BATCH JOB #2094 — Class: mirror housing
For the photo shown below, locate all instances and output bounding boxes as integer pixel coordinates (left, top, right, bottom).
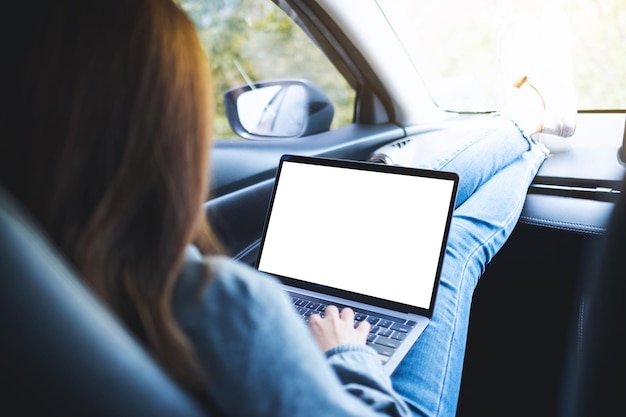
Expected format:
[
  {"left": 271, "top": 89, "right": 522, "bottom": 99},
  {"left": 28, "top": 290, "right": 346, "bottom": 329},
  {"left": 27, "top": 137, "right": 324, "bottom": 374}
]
[{"left": 224, "top": 79, "right": 334, "bottom": 140}]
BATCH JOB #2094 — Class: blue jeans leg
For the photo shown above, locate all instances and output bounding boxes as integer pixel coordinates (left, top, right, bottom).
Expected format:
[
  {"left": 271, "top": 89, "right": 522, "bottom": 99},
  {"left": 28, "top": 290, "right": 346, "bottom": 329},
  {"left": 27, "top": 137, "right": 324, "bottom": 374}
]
[
  {"left": 412, "top": 114, "right": 548, "bottom": 209},
  {"left": 391, "top": 118, "right": 548, "bottom": 417}
]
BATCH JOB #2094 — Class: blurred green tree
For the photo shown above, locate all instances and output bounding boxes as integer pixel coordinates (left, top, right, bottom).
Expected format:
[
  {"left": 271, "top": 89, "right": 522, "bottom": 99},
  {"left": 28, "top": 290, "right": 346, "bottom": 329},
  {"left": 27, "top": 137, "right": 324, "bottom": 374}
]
[{"left": 175, "top": 0, "right": 354, "bottom": 139}]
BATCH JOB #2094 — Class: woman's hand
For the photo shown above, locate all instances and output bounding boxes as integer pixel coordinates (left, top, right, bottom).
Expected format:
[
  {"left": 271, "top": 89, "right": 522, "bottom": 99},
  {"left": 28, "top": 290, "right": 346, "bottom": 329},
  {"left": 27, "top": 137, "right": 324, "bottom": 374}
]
[{"left": 308, "top": 305, "right": 371, "bottom": 351}]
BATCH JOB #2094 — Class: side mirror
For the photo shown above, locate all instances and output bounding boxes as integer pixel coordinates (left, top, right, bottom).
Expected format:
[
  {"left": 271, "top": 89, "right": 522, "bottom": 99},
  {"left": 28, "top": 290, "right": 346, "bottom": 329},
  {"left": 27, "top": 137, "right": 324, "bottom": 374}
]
[{"left": 224, "top": 79, "right": 334, "bottom": 140}]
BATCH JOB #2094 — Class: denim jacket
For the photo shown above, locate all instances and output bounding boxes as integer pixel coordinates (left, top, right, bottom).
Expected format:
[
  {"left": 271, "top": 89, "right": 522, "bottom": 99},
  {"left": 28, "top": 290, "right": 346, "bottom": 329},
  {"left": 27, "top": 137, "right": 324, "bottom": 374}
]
[{"left": 173, "top": 254, "right": 411, "bottom": 417}]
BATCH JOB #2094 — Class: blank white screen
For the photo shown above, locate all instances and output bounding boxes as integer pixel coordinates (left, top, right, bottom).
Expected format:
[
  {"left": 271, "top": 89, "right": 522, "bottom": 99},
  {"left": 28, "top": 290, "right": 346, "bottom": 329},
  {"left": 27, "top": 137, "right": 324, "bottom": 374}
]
[{"left": 258, "top": 160, "right": 455, "bottom": 309}]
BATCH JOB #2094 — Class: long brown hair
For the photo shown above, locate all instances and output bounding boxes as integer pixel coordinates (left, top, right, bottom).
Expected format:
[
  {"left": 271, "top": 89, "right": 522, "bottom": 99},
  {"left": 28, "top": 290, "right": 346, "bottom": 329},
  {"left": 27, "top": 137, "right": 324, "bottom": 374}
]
[{"left": 1, "top": 0, "right": 219, "bottom": 391}]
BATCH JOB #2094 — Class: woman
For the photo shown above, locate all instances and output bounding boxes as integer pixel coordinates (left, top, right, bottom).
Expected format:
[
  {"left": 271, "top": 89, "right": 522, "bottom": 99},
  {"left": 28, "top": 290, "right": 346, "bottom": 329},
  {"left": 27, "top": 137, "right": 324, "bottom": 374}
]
[{"left": 0, "top": 0, "right": 575, "bottom": 416}]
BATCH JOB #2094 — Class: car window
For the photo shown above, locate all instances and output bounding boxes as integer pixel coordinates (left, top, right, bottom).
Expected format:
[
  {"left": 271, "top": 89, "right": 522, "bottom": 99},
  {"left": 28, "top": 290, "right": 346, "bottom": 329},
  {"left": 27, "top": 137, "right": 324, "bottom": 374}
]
[
  {"left": 376, "top": 0, "right": 625, "bottom": 112},
  {"left": 175, "top": 0, "right": 355, "bottom": 139}
]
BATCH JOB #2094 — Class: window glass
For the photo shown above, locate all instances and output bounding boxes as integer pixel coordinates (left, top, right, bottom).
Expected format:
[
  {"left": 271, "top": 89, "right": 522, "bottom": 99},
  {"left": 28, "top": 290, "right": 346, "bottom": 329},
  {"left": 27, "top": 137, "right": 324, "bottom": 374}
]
[
  {"left": 377, "top": 0, "right": 625, "bottom": 112},
  {"left": 175, "top": 0, "right": 355, "bottom": 139}
]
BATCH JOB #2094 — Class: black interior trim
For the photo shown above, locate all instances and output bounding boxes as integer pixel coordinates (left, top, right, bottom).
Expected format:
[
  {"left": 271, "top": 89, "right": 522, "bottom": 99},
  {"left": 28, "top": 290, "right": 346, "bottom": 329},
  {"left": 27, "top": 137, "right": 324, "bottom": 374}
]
[{"left": 529, "top": 179, "right": 621, "bottom": 202}]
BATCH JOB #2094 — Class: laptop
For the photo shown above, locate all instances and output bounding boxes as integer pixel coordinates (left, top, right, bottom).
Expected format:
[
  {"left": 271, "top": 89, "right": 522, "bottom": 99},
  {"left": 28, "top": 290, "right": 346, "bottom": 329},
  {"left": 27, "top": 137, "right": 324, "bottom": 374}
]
[{"left": 256, "top": 154, "right": 458, "bottom": 373}]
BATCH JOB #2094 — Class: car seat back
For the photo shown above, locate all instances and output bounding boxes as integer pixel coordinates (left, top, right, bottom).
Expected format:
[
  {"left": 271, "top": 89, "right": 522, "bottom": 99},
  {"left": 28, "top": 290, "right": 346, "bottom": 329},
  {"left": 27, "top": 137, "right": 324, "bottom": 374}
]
[{"left": 0, "top": 187, "right": 209, "bottom": 416}]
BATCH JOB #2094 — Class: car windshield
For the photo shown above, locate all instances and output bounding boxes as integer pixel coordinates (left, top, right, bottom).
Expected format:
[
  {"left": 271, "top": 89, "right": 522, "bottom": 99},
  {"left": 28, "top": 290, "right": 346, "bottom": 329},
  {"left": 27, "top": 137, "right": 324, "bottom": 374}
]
[{"left": 376, "top": 0, "right": 626, "bottom": 112}]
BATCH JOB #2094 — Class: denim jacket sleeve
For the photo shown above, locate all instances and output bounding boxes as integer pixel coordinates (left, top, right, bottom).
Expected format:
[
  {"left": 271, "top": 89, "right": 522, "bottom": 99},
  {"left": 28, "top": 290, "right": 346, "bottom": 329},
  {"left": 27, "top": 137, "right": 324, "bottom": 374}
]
[{"left": 173, "top": 255, "right": 411, "bottom": 417}]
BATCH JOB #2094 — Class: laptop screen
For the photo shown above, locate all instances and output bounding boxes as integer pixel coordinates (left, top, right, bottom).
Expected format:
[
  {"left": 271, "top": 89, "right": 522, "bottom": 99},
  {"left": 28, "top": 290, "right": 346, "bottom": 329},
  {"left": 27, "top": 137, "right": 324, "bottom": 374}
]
[{"left": 257, "top": 155, "right": 458, "bottom": 312}]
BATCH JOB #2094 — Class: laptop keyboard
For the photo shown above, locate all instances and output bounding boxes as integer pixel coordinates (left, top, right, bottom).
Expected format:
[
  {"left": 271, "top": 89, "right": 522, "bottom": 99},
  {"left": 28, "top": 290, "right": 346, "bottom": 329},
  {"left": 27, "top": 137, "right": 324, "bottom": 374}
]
[{"left": 288, "top": 293, "right": 416, "bottom": 363}]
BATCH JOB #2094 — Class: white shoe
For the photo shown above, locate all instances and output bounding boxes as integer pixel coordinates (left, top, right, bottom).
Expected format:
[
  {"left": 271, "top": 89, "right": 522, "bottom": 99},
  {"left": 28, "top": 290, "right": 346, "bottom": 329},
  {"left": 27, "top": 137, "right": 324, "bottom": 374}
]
[{"left": 498, "top": 3, "right": 577, "bottom": 139}]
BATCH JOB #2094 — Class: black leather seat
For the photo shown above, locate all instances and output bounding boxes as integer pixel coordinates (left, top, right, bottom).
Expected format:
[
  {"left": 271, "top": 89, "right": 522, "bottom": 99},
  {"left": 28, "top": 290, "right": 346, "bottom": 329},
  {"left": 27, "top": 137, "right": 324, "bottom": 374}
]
[{"left": 0, "top": 187, "right": 209, "bottom": 416}]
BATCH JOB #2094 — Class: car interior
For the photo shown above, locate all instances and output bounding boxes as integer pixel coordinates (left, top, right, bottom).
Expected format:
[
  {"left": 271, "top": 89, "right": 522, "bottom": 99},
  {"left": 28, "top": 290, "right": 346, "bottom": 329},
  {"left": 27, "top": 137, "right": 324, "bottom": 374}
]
[
  {"left": 1, "top": 0, "right": 624, "bottom": 416},
  {"left": 2, "top": 150, "right": 625, "bottom": 416}
]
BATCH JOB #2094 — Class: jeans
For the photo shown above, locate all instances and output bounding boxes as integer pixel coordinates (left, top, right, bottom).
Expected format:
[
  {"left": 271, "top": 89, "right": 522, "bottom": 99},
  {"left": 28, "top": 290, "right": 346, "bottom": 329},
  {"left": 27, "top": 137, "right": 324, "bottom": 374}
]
[{"left": 390, "top": 115, "right": 548, "bottom": 416}]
